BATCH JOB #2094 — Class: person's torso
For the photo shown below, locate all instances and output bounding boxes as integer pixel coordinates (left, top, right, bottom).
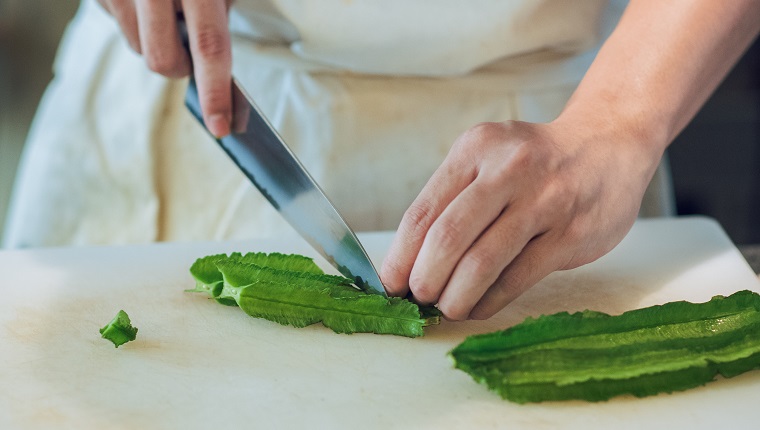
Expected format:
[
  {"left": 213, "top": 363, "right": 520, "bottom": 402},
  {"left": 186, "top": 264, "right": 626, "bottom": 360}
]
[{"left": 229, "top": 0, "right": 610, "bottom": 76}]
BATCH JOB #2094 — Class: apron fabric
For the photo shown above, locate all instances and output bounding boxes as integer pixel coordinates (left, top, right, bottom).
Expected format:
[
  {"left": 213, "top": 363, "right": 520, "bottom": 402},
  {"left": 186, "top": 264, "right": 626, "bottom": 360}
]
[{"left": 2, "top": 0, "right": 671, "bottom": 248}]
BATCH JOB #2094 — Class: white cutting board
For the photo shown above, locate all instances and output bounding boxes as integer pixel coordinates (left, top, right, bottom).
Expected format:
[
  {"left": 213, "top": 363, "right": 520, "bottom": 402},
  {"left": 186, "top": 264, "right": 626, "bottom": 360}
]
[{"left": 2, "top": 216, "right": 760, "bottom": 429}]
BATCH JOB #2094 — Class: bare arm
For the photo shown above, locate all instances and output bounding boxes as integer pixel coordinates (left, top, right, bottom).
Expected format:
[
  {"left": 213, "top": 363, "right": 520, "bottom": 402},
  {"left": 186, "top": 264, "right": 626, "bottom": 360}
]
[
  {"left": 560, "top": 0, "right": 760, "bottom": 153},
  {"left": 382, "top": 0, "right": 760, "bottom": 320}
]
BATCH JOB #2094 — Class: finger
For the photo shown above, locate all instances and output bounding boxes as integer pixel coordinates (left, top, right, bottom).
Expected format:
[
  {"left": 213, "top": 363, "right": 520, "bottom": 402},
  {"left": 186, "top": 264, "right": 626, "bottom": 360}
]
[
  {"left": 436, "top": 206, "right": 539, "bottom": 320},
  {"left": 381, "top": 157, "right": 477, "bottom": 297},
  {"left": 468, "top": 234, "right": 563, "bottom": 320},
  {"left": 406, "top": 175, "right": 510, "bottom": 306},
  {"left": 97, "top": 0, "right": 142, "bottom": 53},
  {"left": 182, "top": 0, "right": 232, "bottom": 138},
  {"left": 135, "top": 0, "right": 190, "bottom": 77}
]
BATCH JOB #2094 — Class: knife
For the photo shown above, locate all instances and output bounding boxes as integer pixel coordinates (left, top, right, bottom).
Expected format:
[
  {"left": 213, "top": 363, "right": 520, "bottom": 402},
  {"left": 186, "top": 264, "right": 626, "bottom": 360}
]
[{"left": 184, "top": 77, "right": 386, "bottom": 296}]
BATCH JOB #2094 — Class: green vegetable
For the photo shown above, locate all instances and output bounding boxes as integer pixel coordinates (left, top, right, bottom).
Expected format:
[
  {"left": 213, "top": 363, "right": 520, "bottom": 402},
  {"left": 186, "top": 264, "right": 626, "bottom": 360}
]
[
  {"left": 189, "top": 252, "right": 322, "bottom": 306},
  {"left": 450, "top": 290, "right": 760, "bottom": 403},
  {"left": 188, "top": 253, "right": 441, "bottom": 337},
  {"left": 99, "top": 310, "right": 138, "bottom": 348}
]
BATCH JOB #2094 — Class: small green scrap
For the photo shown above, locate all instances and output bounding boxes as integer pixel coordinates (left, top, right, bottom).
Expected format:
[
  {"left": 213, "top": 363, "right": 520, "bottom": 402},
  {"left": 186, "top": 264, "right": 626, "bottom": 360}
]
[{"left": 100, "top": 310, "right": 138, "bottom": 348}]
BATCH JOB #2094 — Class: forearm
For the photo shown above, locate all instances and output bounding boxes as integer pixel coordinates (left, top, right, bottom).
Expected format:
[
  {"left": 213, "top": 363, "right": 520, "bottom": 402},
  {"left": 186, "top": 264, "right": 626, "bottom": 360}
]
[{"left": 556, "top": 0, "right": 760, "bottom": 154}]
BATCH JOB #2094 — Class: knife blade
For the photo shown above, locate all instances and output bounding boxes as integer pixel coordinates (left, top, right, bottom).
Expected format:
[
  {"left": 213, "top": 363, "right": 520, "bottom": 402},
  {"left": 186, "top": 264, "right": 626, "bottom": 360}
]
[{"left": 184, "top": 77, "right": 386, "bottom": 296}]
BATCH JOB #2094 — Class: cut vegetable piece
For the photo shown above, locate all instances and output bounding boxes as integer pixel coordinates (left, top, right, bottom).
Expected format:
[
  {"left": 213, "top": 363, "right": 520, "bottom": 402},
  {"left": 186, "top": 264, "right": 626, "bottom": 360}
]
[
  {"left": 216, "top": 259, "right": 432, "bottom": 337},
  {"left": 188, "top": 253, "right": 230, "bottom": 304},
  {"left": 450, "top": 290, "right": 760, "bottom": 403},
  {"left": 188, "top": 252, "right": 324, "bottom": 306},
  {"left": 99, "top": 310, "right": 138, "bottom": 348},
  {"left": 187, "top": 251, "right": 440, "bottom": 337},
  {"left": 217, "top": 259, "right": 354, "bottom": 296}
]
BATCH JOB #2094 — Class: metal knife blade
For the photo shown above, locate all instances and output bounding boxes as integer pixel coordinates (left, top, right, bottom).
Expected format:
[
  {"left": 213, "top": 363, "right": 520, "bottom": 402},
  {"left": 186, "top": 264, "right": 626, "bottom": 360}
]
[{"left": 184, "top": 77, "right": 386, "bottom": 296}]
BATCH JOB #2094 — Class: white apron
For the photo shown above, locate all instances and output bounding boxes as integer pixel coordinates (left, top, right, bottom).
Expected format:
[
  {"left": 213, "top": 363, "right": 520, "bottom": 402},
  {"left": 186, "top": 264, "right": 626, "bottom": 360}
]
[{"left": 2, "top": 0, "right": 671, "bottom": 248}]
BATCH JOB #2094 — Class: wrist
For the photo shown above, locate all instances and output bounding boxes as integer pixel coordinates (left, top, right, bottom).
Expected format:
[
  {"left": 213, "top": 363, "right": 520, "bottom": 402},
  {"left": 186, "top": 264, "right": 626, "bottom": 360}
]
[
  {"left": 547, "top": 96, "right": 669, "bottom": 197},
  {"left": 552, "top": 89, "right": 671, "bottom": 159}
]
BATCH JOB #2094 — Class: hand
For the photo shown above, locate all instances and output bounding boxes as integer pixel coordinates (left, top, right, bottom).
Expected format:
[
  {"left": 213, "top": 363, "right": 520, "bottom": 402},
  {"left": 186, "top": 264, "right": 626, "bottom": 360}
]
[
  {"left": 381, "top": 118, "right": 663, "bottom": 320},
  {"left": 97, "top": 0, "right": 234, "bottom": 137}
]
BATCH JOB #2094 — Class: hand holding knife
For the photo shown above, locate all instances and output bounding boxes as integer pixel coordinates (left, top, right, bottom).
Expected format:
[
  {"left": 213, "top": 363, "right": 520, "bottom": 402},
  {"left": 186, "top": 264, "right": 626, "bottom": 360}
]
[{"left": 98, "top": 0, "right": 387, "bottom": 295}]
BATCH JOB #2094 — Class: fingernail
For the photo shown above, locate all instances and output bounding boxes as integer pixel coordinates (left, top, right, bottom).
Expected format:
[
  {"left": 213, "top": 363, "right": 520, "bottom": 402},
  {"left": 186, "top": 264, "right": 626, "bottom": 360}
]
[{"left": 207, "top": 114, "right": 231, "bottom": 138}]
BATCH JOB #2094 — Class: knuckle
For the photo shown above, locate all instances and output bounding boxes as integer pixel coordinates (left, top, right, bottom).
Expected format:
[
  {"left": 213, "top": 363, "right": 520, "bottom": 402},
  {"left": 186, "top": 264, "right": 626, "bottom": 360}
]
[
  {"left": 547, "top": 179, "right": 573, "bottom": 209},
  {"left": 453, "top": 122, "right": 502, "bottom": 155},
  {"left": 201, "top": 87, "right": 232, "bottom": 118},
  {"left": 202, "top": 86, "right": 232, "bottom": 112},
  {"left": 531, "top": 180, "right": 573, "bottom": 227},
  {"left": 507, "top": 141, "right": 536, "bottom": 172},
  {"left": 558, "top": 222, "right": 608, "bottom": 269},
  {"left": 194, "top": 28, "right": 229, "bottom": 60},
  {"left": 460, "top": 249, "right": 499, "bottom": 279},
  {"left": 561, "top": 220, "right": 588, "bottom": 246},
  {"left": 429, "top": 218, "right": 465, "bottom": 253},
  {"left": 379, "top": 258, "right": 408, "bottom": 293},
  {"left": 491, "top": 214, "right": 534, "bottom": 247},
  {"left": 400, "top": 200, "right": 437, "bottom": 239},
  {"left": 555, "top": 192, "right": 578, "bottom": 219},
  {"left": 466, "top": 122, "right": 504, "bottom": 143}
]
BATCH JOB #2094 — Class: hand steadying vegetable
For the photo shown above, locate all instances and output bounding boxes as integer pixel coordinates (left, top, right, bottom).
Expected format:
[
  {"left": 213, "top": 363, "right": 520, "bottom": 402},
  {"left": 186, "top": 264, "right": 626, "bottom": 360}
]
[
  {"left": 381, "top": 0, "right": 760, "bottom": 321},
  {"left": 96, "top": 0, "right": 234, "bottom": 138}
]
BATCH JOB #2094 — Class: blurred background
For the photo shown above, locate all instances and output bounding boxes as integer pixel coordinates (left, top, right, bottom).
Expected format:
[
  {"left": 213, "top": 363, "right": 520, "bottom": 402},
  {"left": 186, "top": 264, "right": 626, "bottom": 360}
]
[
  {"left": 0, "top": 0, "right": 80, "bottom": 244},
  {"left": 0, "top": 1, "right": 759, "bottom": 247}
]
